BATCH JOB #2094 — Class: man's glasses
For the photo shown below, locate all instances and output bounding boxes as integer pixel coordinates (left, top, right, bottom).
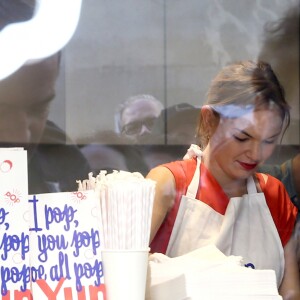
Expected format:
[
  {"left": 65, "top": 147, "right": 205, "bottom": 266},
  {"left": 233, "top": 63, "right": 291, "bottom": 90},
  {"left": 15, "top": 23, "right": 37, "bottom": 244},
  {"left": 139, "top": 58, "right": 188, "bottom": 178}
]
[{"left": 121, "top": 117, "right": 157, "bottom": 136}]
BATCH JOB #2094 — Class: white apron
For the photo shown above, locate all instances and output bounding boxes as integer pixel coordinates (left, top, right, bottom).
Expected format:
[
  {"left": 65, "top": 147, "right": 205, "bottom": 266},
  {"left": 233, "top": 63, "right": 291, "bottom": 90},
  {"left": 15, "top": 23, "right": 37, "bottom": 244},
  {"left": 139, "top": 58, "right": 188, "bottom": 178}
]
[{"left": 166, "top": 155, "right": 284, "bottom": 286}]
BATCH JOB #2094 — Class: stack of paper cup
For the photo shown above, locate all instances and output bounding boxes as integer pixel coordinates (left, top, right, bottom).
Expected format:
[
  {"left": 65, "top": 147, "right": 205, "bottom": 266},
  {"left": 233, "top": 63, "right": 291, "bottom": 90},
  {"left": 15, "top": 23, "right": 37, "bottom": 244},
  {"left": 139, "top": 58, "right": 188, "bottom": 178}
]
[{"left": 102, "top": 248, "right": 150, "bottom": 300}]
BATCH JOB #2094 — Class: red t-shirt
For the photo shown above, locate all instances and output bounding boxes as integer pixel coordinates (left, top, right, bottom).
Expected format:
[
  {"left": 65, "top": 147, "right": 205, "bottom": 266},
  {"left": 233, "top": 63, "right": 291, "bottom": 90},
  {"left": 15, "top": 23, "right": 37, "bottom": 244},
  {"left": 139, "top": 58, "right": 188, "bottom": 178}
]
[{"left": 150, "top": 158, "right": 298, "bottom": 254}]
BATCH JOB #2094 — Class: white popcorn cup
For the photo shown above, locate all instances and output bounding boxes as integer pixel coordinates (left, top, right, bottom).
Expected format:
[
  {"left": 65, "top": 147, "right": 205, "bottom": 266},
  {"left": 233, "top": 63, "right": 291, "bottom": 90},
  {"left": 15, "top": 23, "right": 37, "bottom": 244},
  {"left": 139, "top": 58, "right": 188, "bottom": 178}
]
[{"left": 101, "top": 248, "right": 149, "bottom": 300}]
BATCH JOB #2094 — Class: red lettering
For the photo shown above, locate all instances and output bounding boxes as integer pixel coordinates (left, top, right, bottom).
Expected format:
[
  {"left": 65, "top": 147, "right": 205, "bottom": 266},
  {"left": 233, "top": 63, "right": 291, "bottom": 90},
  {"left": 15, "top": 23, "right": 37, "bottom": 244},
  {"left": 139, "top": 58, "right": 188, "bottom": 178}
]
[
  {"left": 64, "top": 287, "right": 86, "bottom": 300},
  {"left": 15, "top": 290, "right": 32, "bottom": 300},
  {"left": 2, "top": 290, "right": 10, "bottom": 300},
  {"left": 1, "top": 290, "right": 32, "bottom": 300},
  {"left": 1, "top": 284, "right": 106, "bottom": 300},
  {"left": 36, "top": 278, "right": 65, "bottom": 300},
  {"left": 89, "top": 285, "right": 106, "bottom": 300}
]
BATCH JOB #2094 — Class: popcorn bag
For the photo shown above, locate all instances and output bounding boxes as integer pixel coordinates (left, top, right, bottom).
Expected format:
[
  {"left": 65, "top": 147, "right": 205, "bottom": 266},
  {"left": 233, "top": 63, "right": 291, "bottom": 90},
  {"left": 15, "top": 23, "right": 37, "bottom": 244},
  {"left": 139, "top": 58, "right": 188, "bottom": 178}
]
[
  {"left": 0, "top": 148, "right": 106, "bottom": 300},
  {"left": 28, "top": 190, "right": 106, "bottom": 300}
]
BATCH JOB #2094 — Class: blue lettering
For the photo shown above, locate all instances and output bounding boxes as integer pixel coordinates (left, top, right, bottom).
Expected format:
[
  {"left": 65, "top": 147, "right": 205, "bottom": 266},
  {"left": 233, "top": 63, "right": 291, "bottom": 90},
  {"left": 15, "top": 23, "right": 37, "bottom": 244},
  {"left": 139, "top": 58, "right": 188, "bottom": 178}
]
[
  {"left": 74, "top": 259, "right": 103, "bottom": 291},
  {"left": 49, "top": 251, "right": 71, "bottom": 281},
  {"left": 0, "top": 264, "right": 46, "bottom": 296},
  {"left": 29, "top": 195, "right": 42, "bottom": 232},
  {"left": 37, "top": 234, "right": 69, "bottom": 262},
  {"left": 0, "top": 208, "right": 9, "bottom": 230},
  {"left": 0, "top": 232, "right": 29, "bottom": 260},
  {"left": 44, "top": 204, "right": 78, "bottom": 231},
  {"left": 244, "top": 263, "right": 255, "bottom": 269},
  {"left": 71, "top": 229, "right": 100, "bottom": 257}
]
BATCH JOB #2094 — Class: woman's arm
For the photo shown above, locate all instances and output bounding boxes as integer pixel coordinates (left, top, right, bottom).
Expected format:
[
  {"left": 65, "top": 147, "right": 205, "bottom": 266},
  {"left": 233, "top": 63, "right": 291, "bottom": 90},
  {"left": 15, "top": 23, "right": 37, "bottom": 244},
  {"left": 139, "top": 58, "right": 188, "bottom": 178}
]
[
  {"left": 146, "top": 166, "right": 176, "bottom": 243},
  {"left": 279, "top": 235, "right": 300, "bottom": 299}
]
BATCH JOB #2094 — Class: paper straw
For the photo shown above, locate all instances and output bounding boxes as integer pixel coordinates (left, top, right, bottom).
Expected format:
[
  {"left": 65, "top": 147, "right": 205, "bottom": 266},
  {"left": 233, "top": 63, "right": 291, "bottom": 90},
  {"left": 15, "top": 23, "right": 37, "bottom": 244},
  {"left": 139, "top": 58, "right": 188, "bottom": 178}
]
[{"left": 77, "top": 170, "right": 156, "bottom": 250}]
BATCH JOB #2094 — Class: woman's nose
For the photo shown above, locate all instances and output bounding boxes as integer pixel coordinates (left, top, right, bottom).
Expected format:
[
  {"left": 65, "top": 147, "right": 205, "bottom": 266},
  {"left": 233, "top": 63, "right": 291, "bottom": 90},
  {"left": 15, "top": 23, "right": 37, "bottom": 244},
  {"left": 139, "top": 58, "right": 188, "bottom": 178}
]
[{"left": 247, "top": 142, "right": 262, "bottom": 162}]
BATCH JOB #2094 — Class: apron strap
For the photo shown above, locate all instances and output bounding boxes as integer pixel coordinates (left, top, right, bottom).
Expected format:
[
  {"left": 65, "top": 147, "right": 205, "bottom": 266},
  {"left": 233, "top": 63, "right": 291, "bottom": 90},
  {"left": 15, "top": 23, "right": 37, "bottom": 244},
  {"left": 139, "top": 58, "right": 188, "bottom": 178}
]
[
  {"left": 186, "top": 157, "right": 201, "bottom": 198},
  {"left": 247, "top": 176, "right": 257, "bottom": 194},
  {"left": 184, "top": 144, "right": 203, "bottom": 198}
]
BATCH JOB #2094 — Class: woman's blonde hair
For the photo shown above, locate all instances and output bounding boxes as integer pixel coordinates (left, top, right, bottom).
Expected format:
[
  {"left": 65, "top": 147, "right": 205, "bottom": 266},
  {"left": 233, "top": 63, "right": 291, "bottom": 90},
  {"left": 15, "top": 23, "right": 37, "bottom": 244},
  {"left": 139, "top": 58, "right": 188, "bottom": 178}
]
[{"left": 196, "top": 60, "right": 290, "bottom": 149}]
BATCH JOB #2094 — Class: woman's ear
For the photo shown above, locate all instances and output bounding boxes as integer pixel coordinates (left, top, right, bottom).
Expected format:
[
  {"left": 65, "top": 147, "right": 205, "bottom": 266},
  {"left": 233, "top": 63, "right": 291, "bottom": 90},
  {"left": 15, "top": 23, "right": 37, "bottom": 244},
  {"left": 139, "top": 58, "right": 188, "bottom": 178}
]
[{"left": 201, "top": 105, "right": 218, "bottom": 134}]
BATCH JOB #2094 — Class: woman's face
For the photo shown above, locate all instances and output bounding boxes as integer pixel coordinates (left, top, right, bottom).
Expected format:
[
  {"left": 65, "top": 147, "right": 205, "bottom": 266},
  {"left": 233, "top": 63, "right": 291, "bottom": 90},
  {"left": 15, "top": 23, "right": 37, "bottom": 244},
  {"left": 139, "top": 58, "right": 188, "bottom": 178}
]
[{"left": 208, "top": 108, "right": 283, "bottom": 181}]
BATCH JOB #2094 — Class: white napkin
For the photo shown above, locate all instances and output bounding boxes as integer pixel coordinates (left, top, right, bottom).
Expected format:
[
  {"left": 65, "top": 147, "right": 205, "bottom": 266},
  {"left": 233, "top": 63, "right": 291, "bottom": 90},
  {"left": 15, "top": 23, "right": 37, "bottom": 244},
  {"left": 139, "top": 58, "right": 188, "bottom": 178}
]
[{"left": 146, "top": 245, "right": 281, "bottom": 300}]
